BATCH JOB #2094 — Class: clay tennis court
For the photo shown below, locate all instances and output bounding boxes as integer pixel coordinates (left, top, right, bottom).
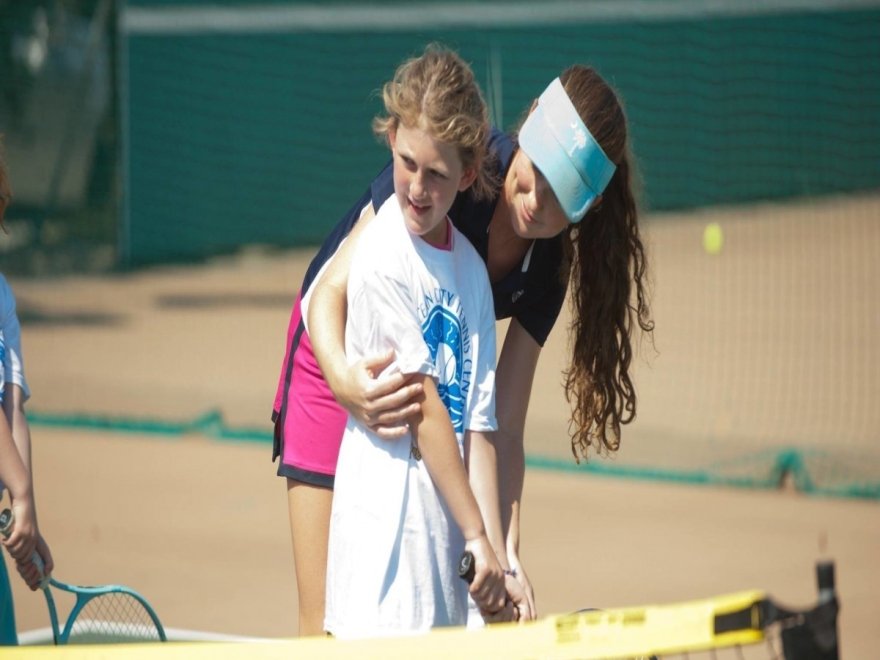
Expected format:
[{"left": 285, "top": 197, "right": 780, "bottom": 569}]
[{"left": 4, "top": 195, "right": 879, "bottom": 656}]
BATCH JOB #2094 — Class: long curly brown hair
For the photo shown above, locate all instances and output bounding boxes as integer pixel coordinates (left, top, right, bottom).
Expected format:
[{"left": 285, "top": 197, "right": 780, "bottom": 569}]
[{"left": 557, "top": 66, "right": 654, "bottom": 461}]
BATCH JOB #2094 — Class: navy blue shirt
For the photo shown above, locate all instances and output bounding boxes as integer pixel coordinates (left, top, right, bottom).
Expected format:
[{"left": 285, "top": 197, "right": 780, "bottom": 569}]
[{"left": 301, "top": 128, "right": 567, "bottom": 347}]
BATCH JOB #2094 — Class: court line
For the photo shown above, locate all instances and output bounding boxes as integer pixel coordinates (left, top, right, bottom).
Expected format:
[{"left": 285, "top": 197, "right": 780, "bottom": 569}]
[
  {"left": 26, "top": 408, "right": 880, "bottom": 499},
  {"left": 18, "top": 627, "right": 274, "bottom": 645}
]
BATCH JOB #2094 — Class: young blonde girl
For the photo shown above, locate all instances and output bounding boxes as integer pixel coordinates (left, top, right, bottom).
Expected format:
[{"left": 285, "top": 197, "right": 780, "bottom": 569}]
[{"left": 317, "top": 46, "right": 509, "bottom": 638}]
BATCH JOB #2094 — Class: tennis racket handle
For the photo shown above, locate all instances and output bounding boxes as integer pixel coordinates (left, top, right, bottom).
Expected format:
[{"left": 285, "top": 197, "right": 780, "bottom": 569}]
[
  {"left": 0, "top": 508, "right": 48, "bottom": 582},
  {"left": 0, "top": 508, "right": 12, "bottom": 538},
  {"left": 817, "top": 561, "right": 836, "bottom": 603},
  {"left": 458, "top": 550, "right": 475, "bottom": 584}
]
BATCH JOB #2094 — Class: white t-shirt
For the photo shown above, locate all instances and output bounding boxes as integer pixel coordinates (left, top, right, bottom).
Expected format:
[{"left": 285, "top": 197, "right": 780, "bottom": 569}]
[{"left": 324, "top": 196, "right": 497, "bottom": 639}]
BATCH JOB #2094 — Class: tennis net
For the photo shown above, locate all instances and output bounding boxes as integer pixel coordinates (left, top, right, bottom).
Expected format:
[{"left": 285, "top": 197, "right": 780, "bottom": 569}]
[{"left": 8, "top": 561, "right": 839, "bottom": 659}]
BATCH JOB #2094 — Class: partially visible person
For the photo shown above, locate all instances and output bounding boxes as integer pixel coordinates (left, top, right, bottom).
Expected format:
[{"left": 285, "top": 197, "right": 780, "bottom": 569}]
[{"left": 0, "top": 141, "right": 55, "bottom": 646}]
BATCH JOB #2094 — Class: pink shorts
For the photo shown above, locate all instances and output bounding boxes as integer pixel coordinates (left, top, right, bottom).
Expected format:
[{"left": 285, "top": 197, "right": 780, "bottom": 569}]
[{"left": 272, "top": 293, "right": 347, "bottom": 488}]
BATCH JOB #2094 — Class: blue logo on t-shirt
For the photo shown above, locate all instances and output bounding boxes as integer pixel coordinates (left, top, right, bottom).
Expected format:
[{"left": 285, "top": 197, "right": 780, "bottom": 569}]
[{"left": 422, "top": 306, "right": 465, "bottom": 433}]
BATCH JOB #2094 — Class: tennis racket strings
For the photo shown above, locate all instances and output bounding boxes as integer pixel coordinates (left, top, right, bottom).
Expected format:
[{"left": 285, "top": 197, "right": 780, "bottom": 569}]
[
  {"left": 1, "top": 507, "right": 166, "bottom": 644},
  {"left": 52, "top": 581, "right": 166, "bottom": 644}
]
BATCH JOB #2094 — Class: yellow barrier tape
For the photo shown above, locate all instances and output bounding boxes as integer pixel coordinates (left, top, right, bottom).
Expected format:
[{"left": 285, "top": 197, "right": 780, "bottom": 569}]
[{"left": 5, "top": 589, "right": 767, "bottom": 659}]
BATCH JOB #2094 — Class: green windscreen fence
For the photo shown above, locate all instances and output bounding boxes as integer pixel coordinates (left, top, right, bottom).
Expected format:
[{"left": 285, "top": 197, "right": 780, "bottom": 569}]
[
  {"left": 7, "top": 1, "right": 876, "bottom": 501},
  {"left": 113, "top": 1, "right": 880, "bottom": 501},
  {"left": 119, "top": 1, "right": 880, "bottom": 264}
]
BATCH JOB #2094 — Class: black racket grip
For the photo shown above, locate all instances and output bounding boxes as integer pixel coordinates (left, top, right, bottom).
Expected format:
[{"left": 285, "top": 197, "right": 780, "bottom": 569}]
[
  {"left": 458, "top": 550, "right": 475, "bottom": 584},
  {"left": 0, "top": 508, "right": 12, "bottom": 538}
]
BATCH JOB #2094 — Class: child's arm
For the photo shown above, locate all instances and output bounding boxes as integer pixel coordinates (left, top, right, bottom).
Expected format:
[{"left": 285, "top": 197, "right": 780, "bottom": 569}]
[
  {"left": 408, "top": 376, "right": 507, "bottom": 616},
  {"left": 308, "top": 204, "right": 423, "bottom": 438},
  {"left": 3, "top": 384, "right": 54, "bottom": 589},
  {"left": 0, "top": 412, "right": 37, "bottom": 566},
  {"left": 466, "top": 430, "right": 533, "bottom": 621}
]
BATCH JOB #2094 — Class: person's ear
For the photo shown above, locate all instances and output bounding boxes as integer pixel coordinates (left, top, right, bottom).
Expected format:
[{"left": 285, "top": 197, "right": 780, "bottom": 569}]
[
  {"left": 388, "top": 126, "right": 397, "bottom": 151},
  {"left": 458, "top": 167, "right": 477, "bottom": 192}
]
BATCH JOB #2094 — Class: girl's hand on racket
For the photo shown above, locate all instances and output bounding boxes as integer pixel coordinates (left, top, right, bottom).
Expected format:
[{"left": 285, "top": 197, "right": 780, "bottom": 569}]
[
  {"left": 2, "top": 498, "right": 38, "bottom": 564},
  {"left": 337, "top": 349, "right": 423, "bottom": 439},
  {"left": 479, "top": 575, "right": 527, "bottom": 624},
  {"left": 481, "top": 599, "right": 518, "bottom": 624},
  {"left": 16, "top": 532, "right": 53, "bottom": 590},
  {"left": 465, "top": 536, "right": 507, "bottom": 617},
  {"left": 507, "top": 554, "right": 537, "bottom": 620}
]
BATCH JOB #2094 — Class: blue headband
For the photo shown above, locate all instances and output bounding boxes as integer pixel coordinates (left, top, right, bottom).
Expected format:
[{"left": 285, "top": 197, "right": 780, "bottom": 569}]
[{"left": 518, "top": 78, "right": 616, "bottom": 223}]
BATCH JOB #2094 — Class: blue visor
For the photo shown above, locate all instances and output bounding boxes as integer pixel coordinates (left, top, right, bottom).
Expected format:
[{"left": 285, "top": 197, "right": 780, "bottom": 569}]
[{"left": 518, "top": 78, "right": 616, "bottom": 223}]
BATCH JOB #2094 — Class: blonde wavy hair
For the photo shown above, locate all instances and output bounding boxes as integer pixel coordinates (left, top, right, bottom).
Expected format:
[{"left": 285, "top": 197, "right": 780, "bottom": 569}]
[{"left": 372, "top": 44, "right": 496, "bottom": 200}]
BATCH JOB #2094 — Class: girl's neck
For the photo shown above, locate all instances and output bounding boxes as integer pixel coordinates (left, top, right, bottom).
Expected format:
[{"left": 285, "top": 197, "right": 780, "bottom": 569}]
[
  {"left": 487, "top": 189, "right": 531, "bottom": 282},
  {"left": 421, "top": 217, "right": 453, "bottom": 251}
]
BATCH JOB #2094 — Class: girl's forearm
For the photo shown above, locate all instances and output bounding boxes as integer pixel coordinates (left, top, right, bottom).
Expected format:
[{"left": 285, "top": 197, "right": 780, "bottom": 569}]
[
  {"left": 411, "top": 376, "right": 486, "bottom": 542},
  {"left": 496, "top": 427, "right": 525, "bottom": 554},
  {"left": 494, "top": 319, "right": 541, "bottom": 556},
  {"left": 5, "top": 385, "right": 33, "bottom": 474},
  {"left": 466, "top": 430, "right": 509, "bottom": 566},
  {"left": 307, "top": 204, "right": 376, "bottom": 396},
  {"left": 0, "top": 417, "right": 32, "bottom": 503},
  {"left": 307, "top": 274, "right": 350, "bottom": 394}
]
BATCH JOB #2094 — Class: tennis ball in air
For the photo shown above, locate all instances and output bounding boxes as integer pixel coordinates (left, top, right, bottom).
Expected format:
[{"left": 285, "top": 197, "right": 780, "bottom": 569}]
[{"left": 702, "top": 222, "right": 724, "bottom": 255}]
